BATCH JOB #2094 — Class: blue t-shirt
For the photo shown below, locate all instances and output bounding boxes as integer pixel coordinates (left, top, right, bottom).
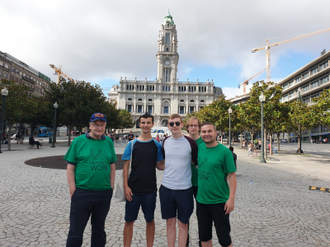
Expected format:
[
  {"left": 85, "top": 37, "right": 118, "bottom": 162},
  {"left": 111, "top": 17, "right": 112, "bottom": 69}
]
[{"left": 122, "top": 139, "right": 163, "bottom": 194}]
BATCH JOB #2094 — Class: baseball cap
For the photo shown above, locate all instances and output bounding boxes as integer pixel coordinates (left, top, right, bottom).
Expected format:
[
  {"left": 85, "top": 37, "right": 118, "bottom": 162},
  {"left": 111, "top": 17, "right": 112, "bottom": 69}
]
[{"left": 90, "top": 113, "right": 107, "bottom": 122}]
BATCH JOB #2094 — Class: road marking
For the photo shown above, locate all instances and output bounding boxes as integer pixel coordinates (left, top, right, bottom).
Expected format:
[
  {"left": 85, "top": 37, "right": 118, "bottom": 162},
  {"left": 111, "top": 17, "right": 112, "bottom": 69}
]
[{"left": 309, "top": 186, "right": 330, "bottom": 193}]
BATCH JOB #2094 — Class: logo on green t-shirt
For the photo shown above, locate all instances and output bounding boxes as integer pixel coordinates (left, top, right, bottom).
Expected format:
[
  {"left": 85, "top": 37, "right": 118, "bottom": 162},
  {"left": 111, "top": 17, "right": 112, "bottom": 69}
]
[{"left": 90, "top": 148, "right": 109, "bottom": 171}]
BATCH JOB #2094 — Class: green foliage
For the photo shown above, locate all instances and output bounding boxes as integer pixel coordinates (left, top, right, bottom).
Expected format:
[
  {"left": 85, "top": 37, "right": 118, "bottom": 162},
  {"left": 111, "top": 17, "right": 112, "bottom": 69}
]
[
  {"left": 313, "top": 88, "right": 330, "bottom": 127},
  {"left": 117, "top": 109, "right": 134, "bottom": 130}
]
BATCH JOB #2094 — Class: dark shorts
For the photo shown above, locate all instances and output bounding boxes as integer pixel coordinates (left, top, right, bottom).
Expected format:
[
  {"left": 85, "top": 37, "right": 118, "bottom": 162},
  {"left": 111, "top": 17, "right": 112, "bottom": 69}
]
[
  {"left": 159, "top": 185, "right": 194, "bottom": 224},
  {"left": 197, "top": 202, "right": 231, "bottom": 247},
  {"left": 125, "top": 192, "right": 157, "bottom": 223}
]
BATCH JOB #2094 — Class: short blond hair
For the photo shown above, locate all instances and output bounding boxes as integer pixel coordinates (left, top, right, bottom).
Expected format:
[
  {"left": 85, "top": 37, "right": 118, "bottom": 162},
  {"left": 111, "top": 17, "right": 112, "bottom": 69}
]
[
  {"left": 186, "top": 117, "right": 202, "bottom": 133},
  {"left": 168, "top": 114, "right": 182, "bottom": 122}
]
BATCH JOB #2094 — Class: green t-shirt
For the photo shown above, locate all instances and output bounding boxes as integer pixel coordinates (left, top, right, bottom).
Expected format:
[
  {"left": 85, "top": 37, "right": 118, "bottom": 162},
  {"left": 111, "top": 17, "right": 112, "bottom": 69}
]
[
  {"left": 197, "top": 143, "right": 236, "bottom": 204},
  {"left": 64, "top": 135, "right": 117, "bottom": 191},
  {"left": 191, "top": 137, "right": 204, "bottom": 186}
]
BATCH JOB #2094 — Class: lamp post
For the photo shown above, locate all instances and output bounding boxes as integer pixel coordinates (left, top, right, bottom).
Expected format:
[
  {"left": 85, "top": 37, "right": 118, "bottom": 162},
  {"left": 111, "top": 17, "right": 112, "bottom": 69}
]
[
  {"left": 51, "top": 101, "right": 58, "bottom": 148},
  {"left": 0, "top": 88, "right": 9, "bottom": 154},
  {"left": 228, "top": 106, "right": 232, "bottom": 147},
  {"left": 297, "top": 88, "right": 303, "bottom": 153},
  {"left": 259, "top": 92, "right": 266, "bottom": 163}
]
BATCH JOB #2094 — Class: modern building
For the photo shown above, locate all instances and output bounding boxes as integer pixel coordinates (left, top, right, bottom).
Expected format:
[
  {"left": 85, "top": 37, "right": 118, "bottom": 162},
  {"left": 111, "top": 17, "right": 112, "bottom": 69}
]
[
  {"left": 229, "top": 50, "right": 330, "bottom": 142},
  {"left": 108, "top": 12, "right": 222, "bottom": 127},
  {"left": 0, "top": 51, "right": 51, "bottom": 96}
]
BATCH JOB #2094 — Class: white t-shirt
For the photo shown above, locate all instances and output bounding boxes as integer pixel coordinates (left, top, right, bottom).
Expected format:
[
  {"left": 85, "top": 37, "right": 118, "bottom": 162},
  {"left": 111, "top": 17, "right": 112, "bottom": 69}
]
[{"left": 161, "top": 135, "right": 198, "bottom": 190}]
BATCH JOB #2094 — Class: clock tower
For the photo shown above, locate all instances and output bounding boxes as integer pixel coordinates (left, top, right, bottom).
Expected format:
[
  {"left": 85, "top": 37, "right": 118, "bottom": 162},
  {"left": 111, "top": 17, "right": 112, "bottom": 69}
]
[{"left": 156, "top": 11, "right": 179, "bottom": 84}]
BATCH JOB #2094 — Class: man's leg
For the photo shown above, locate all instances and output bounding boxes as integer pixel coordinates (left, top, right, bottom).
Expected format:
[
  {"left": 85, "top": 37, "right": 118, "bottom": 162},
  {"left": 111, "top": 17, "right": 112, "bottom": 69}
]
[
  {"left": 146, "top": 220, "right": 155, "bottom": 247},
  {"left": 66, "top": 189, "right": 93, "bottom": 247},
  {"left": 178, "top": 220, "right": 188, "bottom": 247},
  {"left": 211, "top": 203, "right": 232, "bottom": 247},
  {"left": 90, "top": 189, "right": 112, "bottom": 247},
  {"left": 166, "top": 217, "right": 177, "bottom": 247},
  {"left": 124, "top": 221, "right": 134, "bottom": 247}
]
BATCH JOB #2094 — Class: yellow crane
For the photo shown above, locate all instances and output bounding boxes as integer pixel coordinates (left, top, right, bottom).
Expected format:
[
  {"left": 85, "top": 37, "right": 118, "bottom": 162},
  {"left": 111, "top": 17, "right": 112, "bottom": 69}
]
[
  {"left": 238, "top": 68, "right": 266, "bottom": 94},
  {"left": 49, "top": 64, "right": 75, "bottom": 84},
  {"left": 251, "top": 27, "right": 330, "bottom": 82}
]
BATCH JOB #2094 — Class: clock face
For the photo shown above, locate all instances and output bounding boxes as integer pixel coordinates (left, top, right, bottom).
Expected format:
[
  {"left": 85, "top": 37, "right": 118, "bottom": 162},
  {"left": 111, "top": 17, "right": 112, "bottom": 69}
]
[{"left": 165, "top": 60, "right": 170, "bottom": 66}]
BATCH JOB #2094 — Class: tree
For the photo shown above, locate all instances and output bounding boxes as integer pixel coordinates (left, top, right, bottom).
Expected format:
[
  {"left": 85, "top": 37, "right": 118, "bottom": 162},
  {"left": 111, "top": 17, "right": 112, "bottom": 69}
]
[
  {"left": 117, "top": 110, "right": 134, "bottom": 133},
  {"left": 43, "top": 78, "right": 117, "bottom": 146},
  {"left": 314, "top": 88, "right": 330, "bottom": 127},
  {"left": 0, "top": 80, "right": 37, "bottom": 150}
]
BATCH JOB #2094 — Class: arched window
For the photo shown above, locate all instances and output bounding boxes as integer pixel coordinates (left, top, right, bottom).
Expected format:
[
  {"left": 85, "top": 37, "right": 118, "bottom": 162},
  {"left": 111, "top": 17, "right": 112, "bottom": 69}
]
[
  {"left": 201, "top": 99, "right": 205, "bottom": 103},
  {"left": 138, "top": 98, "right": 142, "bottom": 101},
  {"left": 148, "top": 99, "right": 153, "bottom": 101},
  {"left": 180, "top": 99, "right": 184, "bottom": 102},
  {"left": 128, "top": 98, "right": 132, "bottom": 101},
  {"left": 190, "top": 99, "right": 194, "bottom": 102}
]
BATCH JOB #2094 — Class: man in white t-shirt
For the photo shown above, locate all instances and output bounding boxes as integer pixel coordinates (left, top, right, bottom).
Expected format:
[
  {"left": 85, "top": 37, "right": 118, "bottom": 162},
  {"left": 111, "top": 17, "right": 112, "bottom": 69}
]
[{"left": 160, "top": 114, "right": 198, "bottom": 247}]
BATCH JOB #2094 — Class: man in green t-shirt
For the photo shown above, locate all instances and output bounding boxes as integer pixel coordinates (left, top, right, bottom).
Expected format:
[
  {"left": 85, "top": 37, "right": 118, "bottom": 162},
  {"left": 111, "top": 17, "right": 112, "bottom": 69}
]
[
  {"left": 64, "top": 113, "right": 117, "bottom": 247},
  {"left": 186, "top": 116, "right": 204, "bottom": 247},
  {"left": 197, "top": 122, "right": 237, "bottom": 247}
]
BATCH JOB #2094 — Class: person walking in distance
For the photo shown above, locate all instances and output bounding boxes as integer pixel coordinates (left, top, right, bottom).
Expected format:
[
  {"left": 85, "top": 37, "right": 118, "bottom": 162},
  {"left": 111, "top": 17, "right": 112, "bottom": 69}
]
[
  {"left": 197, "top": 122, "right": 237, "bottom": 247},
  {"left": 64, "top": 113, "right": 117, "bottom": 247},
  {"left": 185, "top": 116, "right": 204, "bottom": 247},
  {"left": 122, "top": 112, "right": 164, "bottom": 247},
  {"left": 160, "top": 114, "right": 198, "bottom": 247}
]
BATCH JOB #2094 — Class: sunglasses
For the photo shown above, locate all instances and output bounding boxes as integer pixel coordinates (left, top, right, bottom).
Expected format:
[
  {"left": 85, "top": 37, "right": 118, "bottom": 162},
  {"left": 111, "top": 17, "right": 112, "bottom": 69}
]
[{"left": 169, "top": 121, "right": 181, "bottom": 127}]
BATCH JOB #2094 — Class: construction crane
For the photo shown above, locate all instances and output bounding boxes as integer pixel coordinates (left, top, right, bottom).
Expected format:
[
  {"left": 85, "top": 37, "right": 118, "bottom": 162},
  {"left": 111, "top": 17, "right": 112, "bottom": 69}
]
[
  {"left": 238, "top": 68, "right": 266, "bottom": 94},
  {"left": 251, "top": 27, "right": 330, "bottom": 82},
  {"left": 49, "top": 64, "right": 75, "bottom": 84}
]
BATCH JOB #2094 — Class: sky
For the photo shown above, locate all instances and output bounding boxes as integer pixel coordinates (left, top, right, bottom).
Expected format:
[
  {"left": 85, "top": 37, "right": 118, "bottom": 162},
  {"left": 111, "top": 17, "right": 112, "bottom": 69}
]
[{"left": 1, "top": 0, "right": 330, "bottom": 99}]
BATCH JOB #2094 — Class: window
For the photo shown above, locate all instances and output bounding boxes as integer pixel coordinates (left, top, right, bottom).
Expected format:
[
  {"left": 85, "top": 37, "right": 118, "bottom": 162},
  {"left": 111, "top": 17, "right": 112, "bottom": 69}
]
[
  {"left": 148, "top": 105, "right": 152, "bottom": 114},
  {"left": 190, "top": 99, "right": 194, "bottom": 102},
  {"left": 164, "top": 106, "right": 169, "bottom": 114},
  {"left": 303, "top": 98, "right": 310, "bottom": 104},
  {"left": 289, "top": 81, "right": 294, "bottom": 87},
  {"left": 0, "top": 61, "right": 3, "bottom": 66},
  {"left": 296, "top": 77, "right": 302, "bottom": 83},
  {"left": 5, "top": 64, "right": 8, "bottom": 68},
  {"left": 303, "top": 73, "right": 309, "bottom": 79},
  {"left": 311, "top": 81, "right": 318, "bottom": 89},
  {"left": 166, "top": 33, "right": 170, "bottom": 45},
  {"left": 179, "top": 106, "right": 184, "bottom": 114},
  {"left": 289, "top": 92, "right": 294, "bottom": 99},
  {"left": 200, "top": 99, "right": 205, "bottom": 103},
  {"left": 189, "top": 106, "right": 194, "bottom": 113},
  {"left": 128, "top": 98, "right": 132, "bottom": 101},
  {"left": 303, "top": 85, "right": 309, "bottom": 92},
  {"left": 138, "top": 98, "right": 142, "bottom": 101},
  {"left": 127, "top": 105, "right": 132, "bottom": 113},
  {"left": 311, "top": 67, "right": 318, "bottom": 75},
  {"left": 138, "top": 105, "right": 142, "bottom": 113},
  {"left": 320, "top": 61, "right": 328, "bottom": 70},
  {"left": 282, "top": 83, "right": 288, "bottom": 90},
  {"left": 180, "top": 99, "right": 184, "bottom": 102},
  {"left": 320, "top": 76, "right": 329, "bottom": 84},
  {"left": 283, "top": 95, "right": 288, "bottom": 101},
  {"left": 148, "top": 99, "right": 152, "bottom": 101}
]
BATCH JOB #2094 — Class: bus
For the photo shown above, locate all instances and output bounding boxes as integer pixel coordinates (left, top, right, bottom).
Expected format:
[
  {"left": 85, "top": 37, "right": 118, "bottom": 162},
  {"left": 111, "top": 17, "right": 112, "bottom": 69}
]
[
  {"left": 151, "top": 127, "right": 171, "bottom": 138},
  {"left": 37, "top": 127, "right": 53, "bottom": 137}
]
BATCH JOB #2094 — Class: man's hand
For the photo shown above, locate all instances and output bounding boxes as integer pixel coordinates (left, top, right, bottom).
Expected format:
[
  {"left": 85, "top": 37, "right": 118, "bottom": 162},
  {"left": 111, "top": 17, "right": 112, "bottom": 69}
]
[
  {"left": 69, "top": 187, "right": 76, "bottom": 198},
  {"left": 224, "top": 198, "right": 234, "bottom": 215},
  {"left": 124, "top": 186, "right": 133, "bottom": 201}
]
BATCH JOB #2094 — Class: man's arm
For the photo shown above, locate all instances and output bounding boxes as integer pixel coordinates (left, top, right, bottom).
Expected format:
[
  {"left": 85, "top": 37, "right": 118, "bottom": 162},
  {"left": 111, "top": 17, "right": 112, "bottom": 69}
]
[
  {"left": 123, "top": 160, "right": 133, "bottom": 201},
  {"left": 67, "top": 164, "right": 76, "bottom": 198},
  {"left": 224, "top": 172, "right": 237, "bottom": 215},
  {"left": 110, "top": 163, "right": 116, "bottom": 189},
  {"left": 156, "top": 159, "right": 165, "bottom": 170}
]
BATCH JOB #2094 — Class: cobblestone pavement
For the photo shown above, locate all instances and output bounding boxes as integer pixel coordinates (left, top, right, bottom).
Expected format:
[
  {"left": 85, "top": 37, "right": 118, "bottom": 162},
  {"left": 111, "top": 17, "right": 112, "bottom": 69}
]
[{"left": 0, "top": 141, "right": 329, "bottom": 246}]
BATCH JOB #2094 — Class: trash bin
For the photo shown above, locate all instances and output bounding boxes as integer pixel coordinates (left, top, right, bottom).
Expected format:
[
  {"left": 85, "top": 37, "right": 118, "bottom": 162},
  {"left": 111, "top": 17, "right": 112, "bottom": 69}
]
[{"left": 49, "top": 136, "right": 52, "bottom": 143}]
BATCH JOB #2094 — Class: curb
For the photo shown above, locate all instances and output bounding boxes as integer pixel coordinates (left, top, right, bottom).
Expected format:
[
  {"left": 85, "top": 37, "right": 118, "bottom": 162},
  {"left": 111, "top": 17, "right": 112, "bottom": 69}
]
[{"left": 309, "top": 186, "right": 330, "bottom": 193}]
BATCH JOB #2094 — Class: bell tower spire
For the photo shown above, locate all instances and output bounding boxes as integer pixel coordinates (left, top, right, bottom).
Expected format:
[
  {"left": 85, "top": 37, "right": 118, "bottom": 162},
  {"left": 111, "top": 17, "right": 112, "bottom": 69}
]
[{"left": 156, "top": 11, "right": 179, "bottom": 84}]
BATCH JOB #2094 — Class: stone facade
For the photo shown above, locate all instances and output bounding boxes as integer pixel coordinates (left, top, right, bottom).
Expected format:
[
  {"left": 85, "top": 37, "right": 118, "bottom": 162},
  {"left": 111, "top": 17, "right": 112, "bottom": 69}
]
[
  {"left": 0, "top": 51, "right": 51, "bottom": 96},
  {"left": 108, "top": 12, "right": 222, "bottom": 127}
]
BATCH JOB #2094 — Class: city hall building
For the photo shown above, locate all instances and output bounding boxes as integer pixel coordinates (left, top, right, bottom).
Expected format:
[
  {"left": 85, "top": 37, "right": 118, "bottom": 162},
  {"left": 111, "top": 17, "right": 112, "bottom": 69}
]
[{"left": 108, "top": 12, "right": 222, "bottom": 127}]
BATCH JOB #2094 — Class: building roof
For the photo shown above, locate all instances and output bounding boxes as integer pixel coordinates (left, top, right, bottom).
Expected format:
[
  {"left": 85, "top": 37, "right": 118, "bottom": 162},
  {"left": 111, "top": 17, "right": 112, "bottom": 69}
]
[{"left": 163, "top": 10, "right": 174, "bottom": 26}]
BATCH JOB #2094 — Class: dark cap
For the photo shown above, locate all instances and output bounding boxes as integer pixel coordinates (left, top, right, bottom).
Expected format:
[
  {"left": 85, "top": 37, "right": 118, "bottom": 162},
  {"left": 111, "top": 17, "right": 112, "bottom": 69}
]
[{"left": 90, "top": 113, "right": 107, "bottom": 122}]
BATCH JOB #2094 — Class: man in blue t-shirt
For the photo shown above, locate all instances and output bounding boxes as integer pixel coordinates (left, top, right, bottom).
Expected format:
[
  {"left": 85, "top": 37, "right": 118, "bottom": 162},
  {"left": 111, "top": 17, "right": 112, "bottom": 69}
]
[{"left": 122, "top": 113, "right": 164, "bottom": 247}]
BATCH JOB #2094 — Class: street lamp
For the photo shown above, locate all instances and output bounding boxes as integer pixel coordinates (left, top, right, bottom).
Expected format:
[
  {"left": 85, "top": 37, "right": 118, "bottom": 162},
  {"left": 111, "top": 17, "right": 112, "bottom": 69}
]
[
  {"left": 228, "top": 106, "right": 232, "bottom": 147},
  {"left": 259, "top": 92, "right": 266, "bottom": 163},
  {"left": 0, "top": 87, "right": 9, "bottom": 154},
  {"left": 51, "top": 101, "right": 58, "bottom": 148},
  {"left": 297, "top": 88, "right": 303, "bottom": 153}
]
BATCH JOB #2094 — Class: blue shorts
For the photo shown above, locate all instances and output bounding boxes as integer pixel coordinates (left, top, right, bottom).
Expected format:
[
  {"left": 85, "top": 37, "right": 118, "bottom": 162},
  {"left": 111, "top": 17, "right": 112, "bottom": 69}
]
[
  {"left": 159, "top": 185, "right": 194, "bottom": 224},
  {"left": 125, "top": 192, "right": 157, "bottom": 223}
]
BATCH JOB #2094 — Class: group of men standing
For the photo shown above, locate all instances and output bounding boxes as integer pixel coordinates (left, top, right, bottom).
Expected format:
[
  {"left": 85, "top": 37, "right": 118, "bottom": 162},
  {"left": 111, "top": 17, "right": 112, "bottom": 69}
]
[{"left": 64, "top": 112, "right": 237, "bottom": 247}]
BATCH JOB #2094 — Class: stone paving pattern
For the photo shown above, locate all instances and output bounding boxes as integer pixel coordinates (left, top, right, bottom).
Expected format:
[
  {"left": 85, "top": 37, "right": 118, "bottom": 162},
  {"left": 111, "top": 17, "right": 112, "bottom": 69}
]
[{"left": 0, "top": 140, "right": 330, "bottom": 246}]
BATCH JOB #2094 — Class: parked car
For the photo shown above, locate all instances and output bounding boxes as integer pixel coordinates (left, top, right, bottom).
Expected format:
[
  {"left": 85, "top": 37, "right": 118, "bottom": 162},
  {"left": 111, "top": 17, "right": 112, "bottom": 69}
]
[
  {"left": 281, "top": 139, "right": 288, "bottom": 143},
  {"left": 10, "top": 133, "right": 16, "bottom": 140}
]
